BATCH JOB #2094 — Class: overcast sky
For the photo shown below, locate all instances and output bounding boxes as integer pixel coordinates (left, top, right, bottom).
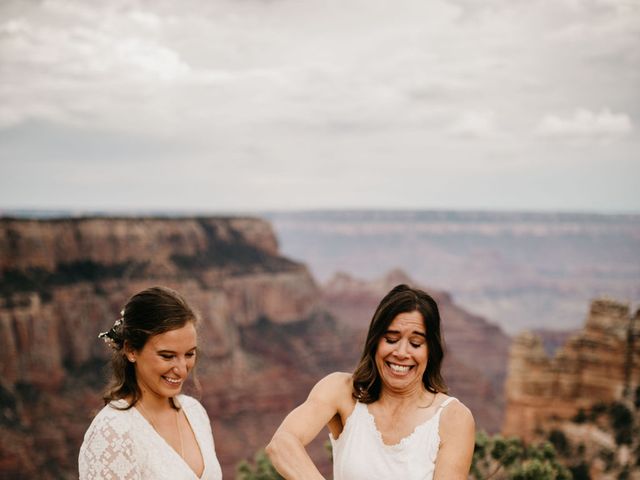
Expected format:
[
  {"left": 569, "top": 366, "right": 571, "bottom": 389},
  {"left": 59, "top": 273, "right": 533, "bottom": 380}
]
[{"left": 0, "top": 0, "right": 638, "bottom": 213}]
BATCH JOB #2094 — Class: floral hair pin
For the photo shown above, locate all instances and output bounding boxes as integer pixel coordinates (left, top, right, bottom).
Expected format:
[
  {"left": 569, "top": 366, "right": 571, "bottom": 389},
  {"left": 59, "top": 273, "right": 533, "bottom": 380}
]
[{"left": 98, "top": 310, "right": 125, "bottom": 350}]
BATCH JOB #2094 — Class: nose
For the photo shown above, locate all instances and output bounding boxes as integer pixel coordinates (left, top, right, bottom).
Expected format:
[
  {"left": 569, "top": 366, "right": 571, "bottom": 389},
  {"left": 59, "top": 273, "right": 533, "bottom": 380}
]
[
  {"left": 392, "top": 340, "right": 410, "bottom": 359},
  {"left": 173, "top": 356, "right": 188, "bottom": 376}
]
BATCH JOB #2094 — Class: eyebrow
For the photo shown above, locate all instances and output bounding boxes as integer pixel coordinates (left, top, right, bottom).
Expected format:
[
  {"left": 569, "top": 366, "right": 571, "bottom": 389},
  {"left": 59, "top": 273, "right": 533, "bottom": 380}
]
[
  {"left": 156, "top": 346, "right": 197, "bottom": 353},
  {"left": 385, "top": 329, "right": 426, "bottom": 338}
]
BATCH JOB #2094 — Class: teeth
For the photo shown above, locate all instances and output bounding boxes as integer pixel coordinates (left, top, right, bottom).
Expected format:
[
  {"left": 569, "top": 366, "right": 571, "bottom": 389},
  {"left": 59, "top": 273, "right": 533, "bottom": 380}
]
[
  {"left": 389, "top": 363, "right": 410, "bottom": 373},
  {"left": 164, "top": 377, "right": 181, "bottom": 384}
]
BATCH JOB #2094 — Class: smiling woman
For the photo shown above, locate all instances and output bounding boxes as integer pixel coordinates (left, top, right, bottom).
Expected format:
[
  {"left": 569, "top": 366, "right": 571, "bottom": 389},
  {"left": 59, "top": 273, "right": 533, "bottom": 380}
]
[
  {"left": 266, "top": 284, "right": 475, "bottom": 480},
  {"left": 78, "top": 286, "right": 223, "bottom": 480}
]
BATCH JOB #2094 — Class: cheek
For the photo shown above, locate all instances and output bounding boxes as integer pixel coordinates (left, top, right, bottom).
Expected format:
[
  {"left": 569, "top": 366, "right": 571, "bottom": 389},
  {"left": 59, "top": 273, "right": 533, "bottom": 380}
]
[
  {"left": 420, "top": 348, "right": 429, "bottom": 365},
  {"left": 373, "top": 347, "right": 384, "bottom": 367},
  {"left": 376, "top": 340, "right": 391, "bottom": 356}
]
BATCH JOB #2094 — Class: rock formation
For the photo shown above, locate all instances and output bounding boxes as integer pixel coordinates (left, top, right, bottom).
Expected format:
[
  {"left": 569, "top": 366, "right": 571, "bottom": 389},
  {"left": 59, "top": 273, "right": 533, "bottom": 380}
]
[
  {"left": 0, "top": 217, "right": 354, "bottom": 479},
  {"left": 503, "top": 298, "right": 640, "bottom": 442},
  {"left": 0, "top": 216, "right": 521, "bottom": 479}
]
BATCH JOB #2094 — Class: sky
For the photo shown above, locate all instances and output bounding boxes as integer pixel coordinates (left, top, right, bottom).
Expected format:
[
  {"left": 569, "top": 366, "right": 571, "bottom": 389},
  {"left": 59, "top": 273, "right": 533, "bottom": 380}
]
[{"left": 0, "top": 0, "right": 639, "bottom": 213}]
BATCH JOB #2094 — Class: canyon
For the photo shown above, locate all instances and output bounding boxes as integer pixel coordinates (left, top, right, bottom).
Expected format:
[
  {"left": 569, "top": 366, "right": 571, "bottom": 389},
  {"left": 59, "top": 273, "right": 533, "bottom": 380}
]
[
  {"left": 267, "top": 210, "right": 640, "bottom": 335},
  {"left": 0, "top": 216, "right": 506, "bottom": 479}
]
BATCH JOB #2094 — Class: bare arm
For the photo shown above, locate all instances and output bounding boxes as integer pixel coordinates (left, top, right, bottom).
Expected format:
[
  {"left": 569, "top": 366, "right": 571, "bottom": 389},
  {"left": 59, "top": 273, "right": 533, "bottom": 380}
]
[
  {"left": 433, "top": 400, "right": 475, "bottom": 480},
  {"left": 266, "top": 372, "right": 352, "bottom": 480}
]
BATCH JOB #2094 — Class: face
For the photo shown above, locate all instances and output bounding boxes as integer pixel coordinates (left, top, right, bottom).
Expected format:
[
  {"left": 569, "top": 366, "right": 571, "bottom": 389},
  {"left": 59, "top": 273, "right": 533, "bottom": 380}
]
[
  {"left": 375, "top": 310, "right": 428, "bottom": 394},
  {"left": 127, "top": 322, "right": 197, "bottom": 401}
]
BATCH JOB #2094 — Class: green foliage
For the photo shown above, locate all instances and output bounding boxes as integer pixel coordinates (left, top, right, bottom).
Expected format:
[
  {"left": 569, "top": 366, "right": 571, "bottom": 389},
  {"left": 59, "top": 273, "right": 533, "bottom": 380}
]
[
  {"left": 325, "top": 439, "right": 333, "bottom": 462},
  {"left": 511, "top": 457, "right": 571, "bottom": 480},
  {"left": 236, "top": 450, "right": 283, "bottom": 480},
  {"left": 590, "top": 402, "right": 608, "bottom": 420},
  {"left": 548, "top": 429, "right": 570, "bottom": 456},
  {"left": 471, "top": 432, "right": 572, "bottom": 480},
  {"left": 572, "top": 409, "right": 588, "bottom": 424},
  {"left": 569, "top": 463, "right": 590, "bottom": 480},
  {"left": 608, "top": 402, "right": 633, "bottom": 445}
]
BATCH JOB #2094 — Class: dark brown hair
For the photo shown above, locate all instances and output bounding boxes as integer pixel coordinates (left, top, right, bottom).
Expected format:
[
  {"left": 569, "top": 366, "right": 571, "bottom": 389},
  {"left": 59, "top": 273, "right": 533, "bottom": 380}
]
[
  {"left": 102, "top": 286, "right": 199, "bottom": 409},
  {"left": 352, "top": 284, "right": 447, "bottom": 402}
]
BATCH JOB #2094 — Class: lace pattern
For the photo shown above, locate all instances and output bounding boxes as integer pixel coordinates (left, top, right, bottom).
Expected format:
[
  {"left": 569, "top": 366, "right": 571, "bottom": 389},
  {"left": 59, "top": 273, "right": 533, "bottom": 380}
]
[{"left": 79, "top": 395, "right": 222, "bottom": 480}]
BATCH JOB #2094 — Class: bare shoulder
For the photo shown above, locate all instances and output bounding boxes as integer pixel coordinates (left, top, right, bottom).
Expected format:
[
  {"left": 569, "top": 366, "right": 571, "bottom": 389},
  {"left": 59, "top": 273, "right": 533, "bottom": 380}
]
[
  {"left": 309, "top": 372, "right": 353, "bottom": 403},
  {"left": 439, "top": 397, "right": 475, "bottom": 438}
]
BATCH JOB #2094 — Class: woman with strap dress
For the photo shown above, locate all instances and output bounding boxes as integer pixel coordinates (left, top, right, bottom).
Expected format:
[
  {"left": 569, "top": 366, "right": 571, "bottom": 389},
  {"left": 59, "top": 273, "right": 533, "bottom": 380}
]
[
  {"left": 79, "top": 286, "right": 223, "bottom": 480},
  {"left": 266, "top": 284, "right": 475, "bottom": 480}
]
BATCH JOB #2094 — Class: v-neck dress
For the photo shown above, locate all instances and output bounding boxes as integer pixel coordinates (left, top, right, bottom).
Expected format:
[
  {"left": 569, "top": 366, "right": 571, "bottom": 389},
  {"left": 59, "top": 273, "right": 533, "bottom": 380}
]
[
  {"left": 329, "top": 397, "right": 457, "bottom": 480},
  {"left": 79, "top": 395, "right": 223, "bottom": 480}
]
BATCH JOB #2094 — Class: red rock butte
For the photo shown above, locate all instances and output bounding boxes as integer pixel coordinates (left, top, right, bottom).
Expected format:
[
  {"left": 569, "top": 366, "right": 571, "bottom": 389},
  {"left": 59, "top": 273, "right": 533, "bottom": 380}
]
[{"left": 503, "top": 298, "right": 640, "bottom": 442}]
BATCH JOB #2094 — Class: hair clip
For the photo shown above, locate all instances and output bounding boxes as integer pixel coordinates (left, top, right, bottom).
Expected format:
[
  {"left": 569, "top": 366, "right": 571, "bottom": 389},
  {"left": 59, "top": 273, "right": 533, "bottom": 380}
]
[{"left": 98, "top": 316, "right": 124, "bottom": 350}]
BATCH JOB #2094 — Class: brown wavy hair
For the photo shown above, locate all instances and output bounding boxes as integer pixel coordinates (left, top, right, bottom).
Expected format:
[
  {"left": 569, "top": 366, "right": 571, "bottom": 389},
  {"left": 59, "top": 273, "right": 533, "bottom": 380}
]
[
  {"left": 352, "top": 284, "right": 447, "bottom": 403},
  {"left": 101, "top": 286, "right": 199, "bottom": 410}
]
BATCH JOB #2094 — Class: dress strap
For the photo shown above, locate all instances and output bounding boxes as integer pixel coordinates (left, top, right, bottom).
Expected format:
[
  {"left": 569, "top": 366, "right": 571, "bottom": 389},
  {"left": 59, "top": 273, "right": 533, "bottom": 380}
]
[{"left": 436, "top": 396, "right": 457, "bottom": 412}]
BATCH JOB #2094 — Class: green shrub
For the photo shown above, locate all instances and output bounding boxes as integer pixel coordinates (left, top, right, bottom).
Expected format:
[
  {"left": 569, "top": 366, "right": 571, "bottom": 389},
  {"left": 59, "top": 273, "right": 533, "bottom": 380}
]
[
  {"left": 548, "top": 430, "right": 570, "bottom": 456},
  {"left": 608, "top": 402, "right": 633, "bottom": 445},
  {"left": 236, "top": 450, "right": 283, "bottom": 480},
  {"left": 569, "top": 462, "right": 590, "bottom": 480},
  {"left": 471, "top": 432, "right": 572, "bottom": 480},
  {"left": 573, "top": 409, "right": 588, "bottom": 424}
]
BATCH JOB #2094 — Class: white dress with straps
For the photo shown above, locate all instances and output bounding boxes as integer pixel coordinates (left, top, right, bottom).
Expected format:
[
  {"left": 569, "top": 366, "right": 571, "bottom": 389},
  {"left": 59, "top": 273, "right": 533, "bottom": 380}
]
[
  {"left": 79, "top": 394, "right": 223, "bottom": 480},
  {"left": 330, "top": 396, "right": 458, "bottom": 480}
]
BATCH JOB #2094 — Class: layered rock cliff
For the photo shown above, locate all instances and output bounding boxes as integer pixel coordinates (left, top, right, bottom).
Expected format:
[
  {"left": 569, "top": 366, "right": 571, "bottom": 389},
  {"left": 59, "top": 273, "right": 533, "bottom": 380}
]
[
  {"left": 0, "top": 216, "right": 529, "bottom": 479},
  {"left": 0, "top": 217, "right": 354, "bottom": 479},
  {"left": 503, "top": 298, "right": 640, "bottom": 442}
]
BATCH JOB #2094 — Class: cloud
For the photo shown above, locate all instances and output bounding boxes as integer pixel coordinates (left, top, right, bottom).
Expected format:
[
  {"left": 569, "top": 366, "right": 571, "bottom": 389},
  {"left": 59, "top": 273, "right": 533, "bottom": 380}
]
[
  {"left": 1, "top": 0, "right": 639, "bottom": 212},
  {"left": 449, "top": 111, "right": 498, "bottom": 138},
  {"left": 536, "top": 108, "right": 633, "bottom": 141}
]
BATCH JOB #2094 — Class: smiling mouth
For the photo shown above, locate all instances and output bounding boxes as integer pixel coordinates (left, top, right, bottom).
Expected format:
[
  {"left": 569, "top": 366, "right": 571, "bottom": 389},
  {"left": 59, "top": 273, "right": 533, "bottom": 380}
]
[
  {"left": 162, "top": 376, "right": 182, "bottom": 386},
  {"left": 386, "top": 362, "right": 414, "bottom": 374}
]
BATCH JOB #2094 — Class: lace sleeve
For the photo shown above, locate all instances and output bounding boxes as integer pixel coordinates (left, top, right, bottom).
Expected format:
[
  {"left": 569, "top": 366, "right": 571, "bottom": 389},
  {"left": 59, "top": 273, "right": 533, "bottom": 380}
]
[{"left": 79, "top": 409, "right": 141, "bottom": 480}]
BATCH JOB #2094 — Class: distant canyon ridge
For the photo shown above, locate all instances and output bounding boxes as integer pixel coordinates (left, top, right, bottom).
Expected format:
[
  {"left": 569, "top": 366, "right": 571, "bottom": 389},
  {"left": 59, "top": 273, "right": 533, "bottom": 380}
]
[{"left": 267, "top": 210, "right": 640, "bottom": 335}]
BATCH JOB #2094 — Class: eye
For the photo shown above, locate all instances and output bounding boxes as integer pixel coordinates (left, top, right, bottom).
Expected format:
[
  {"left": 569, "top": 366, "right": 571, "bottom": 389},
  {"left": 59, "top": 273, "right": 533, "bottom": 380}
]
[
  {"left": 410, "top": 342, "right": 424, "bottom": 348},
  {"left": 384, "top": 336, "right": 399, "bottom": 344},
  {"left": 186, "top": 351, "right": 196, "bottom": 358},
  {"left": 160, "top": 354, "right": 174, "bottom": 360}
]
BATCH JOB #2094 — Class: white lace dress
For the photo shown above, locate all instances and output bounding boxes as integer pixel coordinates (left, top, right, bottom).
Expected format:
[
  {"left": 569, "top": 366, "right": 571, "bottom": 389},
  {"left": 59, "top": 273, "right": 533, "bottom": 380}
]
[
  {"left": 329, "top": 397, "right": 457, "bottom": 480},
  {"left": 79, "top": 395, "right": 223, "bottom": 480}
]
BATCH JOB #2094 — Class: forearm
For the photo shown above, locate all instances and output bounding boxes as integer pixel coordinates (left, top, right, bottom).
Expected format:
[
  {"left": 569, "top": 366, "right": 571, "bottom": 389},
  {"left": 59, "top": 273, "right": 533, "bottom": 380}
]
[{"left": 265, "top": 431, "right": 325, "bottom": 480}]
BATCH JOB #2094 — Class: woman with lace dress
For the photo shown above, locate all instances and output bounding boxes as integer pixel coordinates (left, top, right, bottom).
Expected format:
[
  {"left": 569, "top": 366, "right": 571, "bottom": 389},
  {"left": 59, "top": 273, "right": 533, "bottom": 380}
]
[
  {"left": 79, "top": 286, "right": 223, "bottom": 480},
  {"left": 266, "top": 284, "right": 475, "bottom": 480}
]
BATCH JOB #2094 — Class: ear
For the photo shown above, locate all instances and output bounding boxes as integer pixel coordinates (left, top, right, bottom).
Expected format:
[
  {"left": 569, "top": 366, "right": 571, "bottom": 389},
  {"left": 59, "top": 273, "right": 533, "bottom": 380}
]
[{"left": 123, "top": 341, "right": 136, "bottom": 363}]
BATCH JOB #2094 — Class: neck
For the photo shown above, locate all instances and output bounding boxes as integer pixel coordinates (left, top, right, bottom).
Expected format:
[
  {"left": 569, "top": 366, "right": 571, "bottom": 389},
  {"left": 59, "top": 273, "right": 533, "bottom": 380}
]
[
  {"left": 379, "top": 384, "right": 432, "bottom": 407},
  {"left": 137, "top": 390, "right": 174, "bottom": 413}
]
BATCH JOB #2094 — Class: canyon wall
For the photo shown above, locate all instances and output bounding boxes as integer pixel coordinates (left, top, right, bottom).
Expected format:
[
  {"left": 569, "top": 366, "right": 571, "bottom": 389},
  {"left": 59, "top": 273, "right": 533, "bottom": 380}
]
[
  {"left": 503, "top": 298, "right": 640, "bottom": 442},
  {"left": 0, "top": 217, "right": 355, "bottom": 479},
  {"left": 0, "top": 216, "right": 515, "bottom": 479}
]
